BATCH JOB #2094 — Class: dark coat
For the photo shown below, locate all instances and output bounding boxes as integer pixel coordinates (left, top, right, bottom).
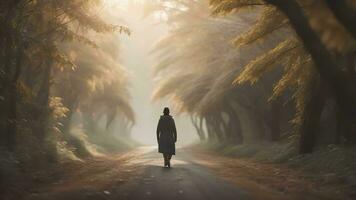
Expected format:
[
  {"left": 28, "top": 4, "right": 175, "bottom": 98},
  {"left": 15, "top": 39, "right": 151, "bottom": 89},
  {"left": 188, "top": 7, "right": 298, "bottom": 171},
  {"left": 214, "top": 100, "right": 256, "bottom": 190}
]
[{"left": 157, "top": 115, "right": 177, "bottom": 155}]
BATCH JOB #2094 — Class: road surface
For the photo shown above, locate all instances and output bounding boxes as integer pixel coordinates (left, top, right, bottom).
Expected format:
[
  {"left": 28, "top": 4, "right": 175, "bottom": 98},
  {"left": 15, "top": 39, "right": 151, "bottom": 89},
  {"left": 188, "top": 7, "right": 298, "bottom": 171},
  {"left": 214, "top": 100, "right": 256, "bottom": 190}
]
[
  {"left": 24, "top": 146, "right": 338, "bottom": 200},
  {"left": 26, "top": 147, "right": 249, "bottom": 200},
  {"left": 115, "top": 147, "right": 249, "bottom": 200}
]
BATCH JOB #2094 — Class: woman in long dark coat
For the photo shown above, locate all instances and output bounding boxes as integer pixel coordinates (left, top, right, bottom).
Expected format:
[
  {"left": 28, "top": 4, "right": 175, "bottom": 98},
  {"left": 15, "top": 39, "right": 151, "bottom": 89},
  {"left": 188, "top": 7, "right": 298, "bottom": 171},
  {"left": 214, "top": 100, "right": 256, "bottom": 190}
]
[{"left": 156, "top": 107, "right": 177, "bottom": 168}]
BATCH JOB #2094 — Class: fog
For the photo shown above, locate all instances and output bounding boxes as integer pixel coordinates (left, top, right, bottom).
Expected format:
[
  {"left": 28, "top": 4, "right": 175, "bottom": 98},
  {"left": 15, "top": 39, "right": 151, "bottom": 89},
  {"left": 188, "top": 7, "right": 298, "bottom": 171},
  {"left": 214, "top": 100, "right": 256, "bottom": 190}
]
[{"left": 116, "top": 2, "right": 198, "bottom": 145}]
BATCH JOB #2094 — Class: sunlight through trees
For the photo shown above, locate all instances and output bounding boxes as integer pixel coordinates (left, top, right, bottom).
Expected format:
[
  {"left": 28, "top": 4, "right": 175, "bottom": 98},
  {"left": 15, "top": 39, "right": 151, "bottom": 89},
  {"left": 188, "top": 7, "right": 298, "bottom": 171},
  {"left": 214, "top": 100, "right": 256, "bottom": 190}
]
[
  {"left": 150, "top": 0, "right": 356, "bottom": 153},
  {"left": 1, "top": 0, "right": 356, "bottom": 198},
  {"left": 0, "top": 0, "right": 134, "bottom": 162}
]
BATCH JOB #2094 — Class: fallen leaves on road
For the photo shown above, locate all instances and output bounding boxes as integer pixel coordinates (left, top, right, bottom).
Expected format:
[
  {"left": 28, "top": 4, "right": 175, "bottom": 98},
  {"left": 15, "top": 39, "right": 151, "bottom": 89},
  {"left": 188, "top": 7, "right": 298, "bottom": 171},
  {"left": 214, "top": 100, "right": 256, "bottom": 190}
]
[{"left": 188, "top": 148, "right": 344, "bottom": 200}]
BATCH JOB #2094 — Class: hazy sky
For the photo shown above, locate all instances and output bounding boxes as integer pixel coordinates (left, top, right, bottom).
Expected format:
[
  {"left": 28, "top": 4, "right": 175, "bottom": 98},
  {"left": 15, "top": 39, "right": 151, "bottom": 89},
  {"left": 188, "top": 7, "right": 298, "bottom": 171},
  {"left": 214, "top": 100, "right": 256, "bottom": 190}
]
[{"left": 113, "top": 2, "right": 198, "bottom": 145}]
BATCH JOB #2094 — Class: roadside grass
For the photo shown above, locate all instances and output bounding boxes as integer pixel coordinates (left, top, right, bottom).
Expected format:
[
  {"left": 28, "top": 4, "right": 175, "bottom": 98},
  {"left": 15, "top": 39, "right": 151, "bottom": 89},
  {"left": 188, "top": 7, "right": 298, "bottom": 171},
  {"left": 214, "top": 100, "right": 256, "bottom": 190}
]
[{"left": 191, "top": 138, "right": 356, "bottom": 199}]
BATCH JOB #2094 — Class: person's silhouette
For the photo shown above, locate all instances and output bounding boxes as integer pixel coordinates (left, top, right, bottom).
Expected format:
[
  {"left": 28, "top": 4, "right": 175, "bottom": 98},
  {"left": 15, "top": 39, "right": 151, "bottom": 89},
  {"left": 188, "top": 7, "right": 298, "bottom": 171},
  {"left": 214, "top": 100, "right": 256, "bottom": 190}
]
[{"left": 156, "top": 107, "right": 177, "bottom": 168}]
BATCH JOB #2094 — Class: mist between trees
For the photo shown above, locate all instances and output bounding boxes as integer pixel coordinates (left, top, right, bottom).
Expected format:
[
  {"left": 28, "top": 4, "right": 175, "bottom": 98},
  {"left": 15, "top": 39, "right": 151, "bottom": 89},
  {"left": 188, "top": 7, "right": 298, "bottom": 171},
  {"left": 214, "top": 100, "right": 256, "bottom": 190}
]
[
  {"left": 150, "top": 0, "right": 356, "bottom": 153},
  {"left": 0, "top": 0, "right": 135, "bottom": 188},
  {"left": 0, "top": 0, "right": 356, "bottom": 198}
]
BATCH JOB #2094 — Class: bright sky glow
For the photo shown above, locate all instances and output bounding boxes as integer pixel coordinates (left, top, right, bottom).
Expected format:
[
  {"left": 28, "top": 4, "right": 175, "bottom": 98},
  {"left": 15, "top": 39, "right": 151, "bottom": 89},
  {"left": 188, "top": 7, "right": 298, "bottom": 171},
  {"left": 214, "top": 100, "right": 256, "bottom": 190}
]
[{"left": 102, "top": 0, "right": 198, "bottom": 145}]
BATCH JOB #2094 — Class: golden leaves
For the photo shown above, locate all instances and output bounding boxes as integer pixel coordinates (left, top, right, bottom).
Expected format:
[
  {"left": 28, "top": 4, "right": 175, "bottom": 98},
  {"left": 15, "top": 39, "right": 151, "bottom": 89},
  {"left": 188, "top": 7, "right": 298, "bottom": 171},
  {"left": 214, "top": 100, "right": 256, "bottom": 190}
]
[
  {"left": 210, "top": 0, "right": 265, "bottom": 15},
  {"left": 235, "top": 38, "right": 300, "bottom": 85},
  {"left": 306, "top": 0, "right": 356, "bottom": 53},
  {"left": 233, "top": 6, "right": 288, "bottom": 47}
]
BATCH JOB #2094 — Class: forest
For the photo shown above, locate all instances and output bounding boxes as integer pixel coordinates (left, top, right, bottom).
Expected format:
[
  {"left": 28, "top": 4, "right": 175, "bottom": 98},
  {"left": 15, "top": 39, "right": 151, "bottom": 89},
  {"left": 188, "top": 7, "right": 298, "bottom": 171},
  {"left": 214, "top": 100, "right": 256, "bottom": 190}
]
[
  {"left": 1, "top": 0, "right": 356, "bottom": 200},
  {"left": 151, "top": 0, "right": 356, "bottom": 151}
]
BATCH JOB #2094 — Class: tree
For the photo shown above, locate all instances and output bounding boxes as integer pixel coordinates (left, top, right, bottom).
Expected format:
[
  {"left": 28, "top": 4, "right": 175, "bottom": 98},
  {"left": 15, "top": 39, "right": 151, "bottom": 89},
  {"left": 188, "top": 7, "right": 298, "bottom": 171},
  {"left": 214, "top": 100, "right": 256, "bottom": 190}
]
[
  {"left": 151, "top": 0, "right": 285, "bottom": 143},
  {"left": 210, "top": 0, "right": 356, "bottom": 152},
  {"left": 0, "top": 0, "right": 133, "bottom": 157}
]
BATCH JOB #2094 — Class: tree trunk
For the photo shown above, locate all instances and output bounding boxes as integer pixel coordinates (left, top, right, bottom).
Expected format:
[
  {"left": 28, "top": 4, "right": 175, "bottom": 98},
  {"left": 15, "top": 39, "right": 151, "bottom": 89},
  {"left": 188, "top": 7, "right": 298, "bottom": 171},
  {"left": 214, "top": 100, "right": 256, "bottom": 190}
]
[
  {"left": 35, "top": 58, "right": 51, "bottom": 140},
  {"left": 228, "top": 109, "right": 243, "bottom": 144},
  {"left": 212, "top": 114, "right": 225, "bottom": 142},
  {"left": 265, "top": 0, "right": 356, "bottom": 122},
  {"left": 299, "top": 78, "right": 327, "bottom": 154},
  {"left": 0, "top": 31, "right": 14, "bottom": 136},
  {"left": 3, "top": 84, "right": 18, "bottom": 150},
  {"left": 190, "top": 115, "right": 205, "bottom": 141},
  {"left": 205, "top": 116, "right": 216, "bottom": 141},
  {"left": 266, "top": 100, "right": 281, "bottom": 142},
  {"left": 223, "top": 102, "right": 243, "bottom": 144},
  {"left": 1, "top": 33, "right": 23, "bottom": 150},
  {"left": 325, "top": 0, "right": 356, "bottom": 39},
  {"left": 31, "top": 58, "right": 59, "bottom": 162},
  {"left": 198, "top": 117, "right": 206, "bottom": 141},
  {"left": 217, "top": 112, "right": 229, "bottom": 142},
  {"left": 59, "top": 96, "right": 92, "bottom": 158}
]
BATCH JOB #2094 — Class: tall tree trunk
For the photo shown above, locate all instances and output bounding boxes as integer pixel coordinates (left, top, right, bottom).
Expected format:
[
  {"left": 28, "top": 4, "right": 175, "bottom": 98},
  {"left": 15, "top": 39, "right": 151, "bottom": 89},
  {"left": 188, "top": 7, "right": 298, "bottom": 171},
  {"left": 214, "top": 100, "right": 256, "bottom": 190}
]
[
  {"left": 198, "top": 117, "right": 206, "bottom": 141},
  {"left": 265, "top": 0, "right": 356, "bottom": 121},
  {"left": 3, "top": 78, "right": 18, "bottom": 150},
  {"left": 35, "top": 58, "right": 51, "bottom": 140},
  {"left": 0, "top": 31, "right": 14, "bottom": 131},
  {"left": 340, "top": 52, "right": 356, "bottom": 143},
  {"left": 212, "top": 114, "right": 224, "bottom": 142},
  {"left": 205, "top": 116, "right": 216, "bottom": 141},
  {"left": 0, "top": 5, "right": 22, "bottom": 148},
  {"left": 325, "top": 0, "right": 356, "bottom": 39},
  {"left": 299, "top": 78, "right": 327, "bottom": 154},
  {"left": 228, "top": 108, "right": 243, "bottom": 144},
  {"left": 266, "top": 100, "right": 281, "bottom": 142},
  {"left": 59, "top": 96, "right": 92, "bottom": 158},
  {"left": 1, "top": 33, "right": 23, "bottom": 150},
  {"left": 31, "top": 58, "right": 59, "bottom": 162},
  {"left": 217, "top": 112, "right": 229, "bottom": 142},
  {"left": 190, "top": 115, "right": 205, "bottom": 141}
]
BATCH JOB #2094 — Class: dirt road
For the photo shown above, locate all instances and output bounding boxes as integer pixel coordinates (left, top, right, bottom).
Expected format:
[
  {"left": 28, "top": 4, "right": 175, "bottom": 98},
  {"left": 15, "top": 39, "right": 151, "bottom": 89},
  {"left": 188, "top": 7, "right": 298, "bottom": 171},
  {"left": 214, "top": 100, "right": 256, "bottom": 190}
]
[
  {"left": 23, "top": 146, "right": 338, "bottom": 200},
  {"left": 115, "top": 147, "right": 249, "bottom": 200},
  {"left": 25, "top": 147, "right": 248, "bottom": 200}
]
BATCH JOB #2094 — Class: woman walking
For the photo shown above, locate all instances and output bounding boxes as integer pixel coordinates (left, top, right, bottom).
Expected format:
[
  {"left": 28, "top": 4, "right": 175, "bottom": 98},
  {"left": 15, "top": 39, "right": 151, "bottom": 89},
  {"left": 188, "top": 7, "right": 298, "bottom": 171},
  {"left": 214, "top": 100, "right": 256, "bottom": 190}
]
[{"left": 156, "top": 107, "right": 177, "bottom": 168}]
